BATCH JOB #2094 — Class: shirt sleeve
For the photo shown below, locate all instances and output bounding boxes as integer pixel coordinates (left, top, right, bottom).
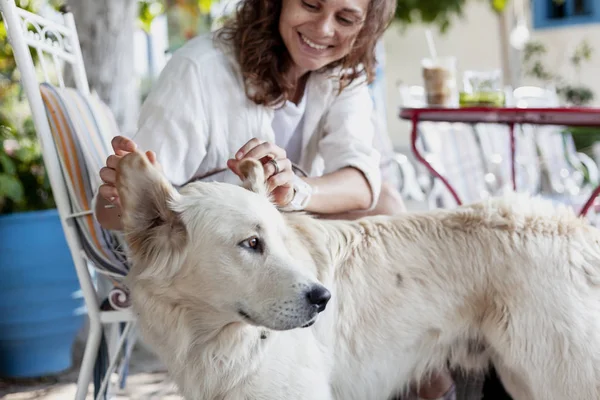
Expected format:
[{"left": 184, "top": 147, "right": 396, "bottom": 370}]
[
  {"left": 318, "top": 79, "right": 382, "bottom": 210},
  {"left": 131, "top": 56, "right": 208, "bottom": 187}
]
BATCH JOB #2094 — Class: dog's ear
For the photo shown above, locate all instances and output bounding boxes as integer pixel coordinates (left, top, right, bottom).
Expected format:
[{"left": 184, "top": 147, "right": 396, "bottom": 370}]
[
  {"left": 238, "top": 158, "right": 269, "bottom": 197},
  {"left": 116, "top": 150, "right": 187, "bottom": 277}
]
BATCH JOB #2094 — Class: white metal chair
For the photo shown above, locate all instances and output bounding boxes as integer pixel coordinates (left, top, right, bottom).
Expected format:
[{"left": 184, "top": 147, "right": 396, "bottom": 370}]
[
  {"left": 513, "top": 85, "right": 599, "bottom": 210},
  {"left": 1, "top": 1, "right": 137, "bottom": 399},
  {"left": 472, "top": 121, "right": 542, "bottom": 196}
]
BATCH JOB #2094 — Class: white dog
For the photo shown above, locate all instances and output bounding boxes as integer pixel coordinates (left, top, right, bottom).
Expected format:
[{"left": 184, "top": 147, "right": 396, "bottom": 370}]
[{"left": 116, "top": 150, "right": 600, "bottom": 400}]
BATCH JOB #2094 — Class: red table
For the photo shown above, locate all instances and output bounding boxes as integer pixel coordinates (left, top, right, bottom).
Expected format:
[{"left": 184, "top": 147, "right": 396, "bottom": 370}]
[{"left": 399, "top": 107, "right": 600, "bottom": 216}]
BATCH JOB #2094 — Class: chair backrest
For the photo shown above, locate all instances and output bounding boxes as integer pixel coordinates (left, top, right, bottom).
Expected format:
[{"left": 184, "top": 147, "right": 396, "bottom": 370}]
[
  {"left": 419, "top": 121, "right": 493, "bottom": 208},
  {"left": 513, "top": 85, "right": 587, "bottom": 196},
  {"left": 1, "top": 0, "right": 129, "bottom": 278},
  {"left": 473, "top": 122, "right": 542, "bottom": 195}
]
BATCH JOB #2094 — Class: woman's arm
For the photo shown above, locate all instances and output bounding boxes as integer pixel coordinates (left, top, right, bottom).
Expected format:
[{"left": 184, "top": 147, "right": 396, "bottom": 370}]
[
  {"left": 303, "top": 167, "right": 371, "bottom": 213},
  {"left": 307, "top": 77, "right": 382, "bottom": 213},
  {"left": 229, "top": 78, "right": 381, "bottom": 215}
]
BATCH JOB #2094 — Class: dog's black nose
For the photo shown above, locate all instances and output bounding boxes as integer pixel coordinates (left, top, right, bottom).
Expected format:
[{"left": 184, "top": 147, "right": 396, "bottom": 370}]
[{"left": 306, "top": 285, "right": 331, "bottom": 312}]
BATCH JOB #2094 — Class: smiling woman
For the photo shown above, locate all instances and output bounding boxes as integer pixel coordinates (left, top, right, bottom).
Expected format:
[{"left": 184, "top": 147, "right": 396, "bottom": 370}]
[
  {"left": 280, "top": 0, "right": 370, "bottom": 92},
  {"left": 219, "top": 0, "right": 395, "bottom": 106}
]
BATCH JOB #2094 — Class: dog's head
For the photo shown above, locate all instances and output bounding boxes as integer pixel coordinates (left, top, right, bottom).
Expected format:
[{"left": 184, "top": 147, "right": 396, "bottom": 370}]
[{"left": 116, "top": 151, "right": 330, "bottom": 331}]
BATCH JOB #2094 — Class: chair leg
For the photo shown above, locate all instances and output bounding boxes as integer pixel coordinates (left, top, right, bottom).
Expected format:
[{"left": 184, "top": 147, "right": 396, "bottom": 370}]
[
  {"left": 72, "top": 255, "right": 103, "bottom": 400},
  {"left": 75, "top": 312, "right": 102, "bottom": 400},
  {"left": 94, "top": 321, "right": 135, "bottom": 400},
  {"left": 117, "top": 325, "right": 139, "bottom": 389},
  {"left": 106, "top": 322, "right": 121, "bottom": 366}
]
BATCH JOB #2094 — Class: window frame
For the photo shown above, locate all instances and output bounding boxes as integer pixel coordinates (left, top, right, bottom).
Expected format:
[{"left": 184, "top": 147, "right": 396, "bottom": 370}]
[{"left": 533, "top": 0, "right": 600, "bottom": 29}]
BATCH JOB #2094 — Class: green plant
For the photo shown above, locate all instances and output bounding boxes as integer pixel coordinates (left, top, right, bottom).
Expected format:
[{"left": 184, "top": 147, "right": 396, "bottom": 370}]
[
  {"left": 393, "top": 0, "right": 509, "bottom": 33},
  {"left": 394, "top": 0, "right": 468, "bottom": 32},
  {"left": 0, "top": 0, "right": 57, "bottom": 215},
  {"left": 0, "top": 115, "right": 55, "bottom": 214},
  {"left": 522, "top": 39, "right": 594, "bottom": 106}
]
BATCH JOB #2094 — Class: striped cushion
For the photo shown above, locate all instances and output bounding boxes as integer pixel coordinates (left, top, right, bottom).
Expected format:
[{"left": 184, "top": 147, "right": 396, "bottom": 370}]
[{"left": 39, "top": 83, "right": 130, "bottom": 278}]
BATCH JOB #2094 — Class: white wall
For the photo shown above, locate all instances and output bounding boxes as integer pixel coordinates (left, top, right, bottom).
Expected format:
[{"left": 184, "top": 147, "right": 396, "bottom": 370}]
[{"left": 527, "top": 24, "right": 600, "bottom": 103}]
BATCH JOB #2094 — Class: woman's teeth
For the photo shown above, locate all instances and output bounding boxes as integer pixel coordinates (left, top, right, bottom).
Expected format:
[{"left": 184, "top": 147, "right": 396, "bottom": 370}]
[{"left": 300, "top": 33, "right": 328, "bottom": 50}]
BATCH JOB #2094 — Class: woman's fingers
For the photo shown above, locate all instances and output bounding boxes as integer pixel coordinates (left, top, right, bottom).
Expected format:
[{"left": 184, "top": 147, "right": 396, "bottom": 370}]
[
  {"left": 99, "top": 166, "right": 117, "bottom": 185},
  {"left": 227, "top": 158, "right": 243, "bottom": 178},
  {"left": 146, "top": 150, "right": 156, "bottom": 164},
  {"left": 111, "top": 135, "right": 137, "bottom": 156},
  {"left": 263, "top": 157, "right": 291, "bottom": 180},
  {"left": 98, "top": 184, "right": 120, "bottom": 204},
  {"left": 243, "top": 141, "right": 286, "bottom": 161},
  {"left": 105, "top": 154, "right": 121, "bottom": 169},
  {"left": 229, "top": 140, "right": 292, "bottom": 193},
  {"left": 267, "top": 169, "right": 294, "bottom": 191},
  {"left": 234, "top": 138, "right": 286, "bottom": 161},
  {"left": 235, "top": 138, "right": 264, "bottom": 159},
  {"left": 268, "top": 170, "right": 295, "bottom": 206}
]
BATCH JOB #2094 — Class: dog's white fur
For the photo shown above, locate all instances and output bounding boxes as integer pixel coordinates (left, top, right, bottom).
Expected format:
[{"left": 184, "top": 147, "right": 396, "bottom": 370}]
[{"left": 116, "top": 150, "right": 600, "bottom": 400}]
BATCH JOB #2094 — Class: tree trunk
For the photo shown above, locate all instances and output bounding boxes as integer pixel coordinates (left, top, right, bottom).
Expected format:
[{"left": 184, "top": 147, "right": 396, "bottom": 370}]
[{"left": 67, "top": 0, "right": 139, "bottom": 135}]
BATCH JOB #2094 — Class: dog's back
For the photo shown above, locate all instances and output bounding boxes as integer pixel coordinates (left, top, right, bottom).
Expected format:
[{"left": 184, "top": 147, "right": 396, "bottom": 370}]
[{"left": 321, "top": 194, "right": 600, "bottom": 400}]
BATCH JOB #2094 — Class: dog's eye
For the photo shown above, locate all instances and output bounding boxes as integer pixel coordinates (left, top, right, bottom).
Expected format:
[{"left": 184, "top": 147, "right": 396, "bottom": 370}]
[
  {"left": 240, "top": 236, "right": 263, "bottom": 252},
  {"left": 247, "top": 237, "right": 259, "bottom": 249}
]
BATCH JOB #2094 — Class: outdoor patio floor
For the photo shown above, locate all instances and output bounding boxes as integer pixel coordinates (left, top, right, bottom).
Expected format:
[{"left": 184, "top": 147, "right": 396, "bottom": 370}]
[{"left": 0, "top": 334, "right": 182, "bottom": 400}]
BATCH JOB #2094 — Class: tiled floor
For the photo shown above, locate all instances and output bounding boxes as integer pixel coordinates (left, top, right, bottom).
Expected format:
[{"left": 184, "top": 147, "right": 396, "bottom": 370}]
[{"left": 0, "top": 336, "right": 182, "bottom": 399}]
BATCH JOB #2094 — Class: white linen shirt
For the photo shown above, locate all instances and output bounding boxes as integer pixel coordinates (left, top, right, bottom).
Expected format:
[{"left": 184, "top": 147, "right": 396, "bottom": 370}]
[{"left": 130, "top": 33, "right": 382, "bottom": 209}]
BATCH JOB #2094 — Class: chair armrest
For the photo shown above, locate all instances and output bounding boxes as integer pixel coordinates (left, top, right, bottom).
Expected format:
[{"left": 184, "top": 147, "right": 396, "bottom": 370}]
[{"left": 577, "top": 152, "right": 599, "bottom": 185}]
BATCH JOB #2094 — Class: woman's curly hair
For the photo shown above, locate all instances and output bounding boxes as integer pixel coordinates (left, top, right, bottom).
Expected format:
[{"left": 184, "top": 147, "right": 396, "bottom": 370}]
[{"left": 217, "top": 0, "right": 397, "bottom": 107}]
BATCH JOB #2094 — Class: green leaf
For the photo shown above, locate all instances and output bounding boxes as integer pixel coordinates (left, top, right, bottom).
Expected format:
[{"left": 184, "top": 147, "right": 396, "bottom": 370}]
[
  {"left": 198, "top": 0, "right": 212, "bottom": 15},
  {"left": 0, "top": 153, "right": 16, "bottom": 175},
  {"left": 0, "top": 173, "right": 24, "bottom": 203},
  {"left": 138, "top": 0, "right": 165, "bottom": 33},
  {"left": 394, "top": 0, "right": 468, "bottom": 33}
]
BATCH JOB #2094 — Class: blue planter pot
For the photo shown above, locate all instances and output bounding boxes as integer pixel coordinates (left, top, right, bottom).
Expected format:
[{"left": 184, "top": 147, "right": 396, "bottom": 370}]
[{"left": 0, "top": 209, "right": 86, "bottom": 378}]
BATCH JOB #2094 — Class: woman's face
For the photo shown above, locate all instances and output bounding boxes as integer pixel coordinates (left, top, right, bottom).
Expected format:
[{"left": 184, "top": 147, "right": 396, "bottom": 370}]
[{"left": 279, "top": 0, "right": 369, "bottom": 77}]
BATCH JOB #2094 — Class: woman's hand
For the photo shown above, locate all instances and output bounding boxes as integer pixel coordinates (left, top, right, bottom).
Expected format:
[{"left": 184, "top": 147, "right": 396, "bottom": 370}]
[
  {"left": 227, "top": 138, "right": 295, "bottom": 206},
  {"left": 98, "top": 136, "right": 159, "bottom": 206}
]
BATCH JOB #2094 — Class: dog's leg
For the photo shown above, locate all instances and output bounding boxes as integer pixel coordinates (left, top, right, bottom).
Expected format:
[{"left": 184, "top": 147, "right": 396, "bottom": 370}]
[{"left": 488, "top": 317, "right": 600, "bottom": 400}]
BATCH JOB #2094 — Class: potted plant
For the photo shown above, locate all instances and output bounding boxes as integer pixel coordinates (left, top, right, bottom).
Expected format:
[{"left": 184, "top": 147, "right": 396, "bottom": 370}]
[{"left": 0, "top": 6, "right": 85, "bottom": 378}]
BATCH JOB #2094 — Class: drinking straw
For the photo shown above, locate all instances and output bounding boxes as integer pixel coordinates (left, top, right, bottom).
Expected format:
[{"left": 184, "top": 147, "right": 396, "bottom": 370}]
[{"left": 425, "top": 29, "right": 438, "bottom": 60}]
